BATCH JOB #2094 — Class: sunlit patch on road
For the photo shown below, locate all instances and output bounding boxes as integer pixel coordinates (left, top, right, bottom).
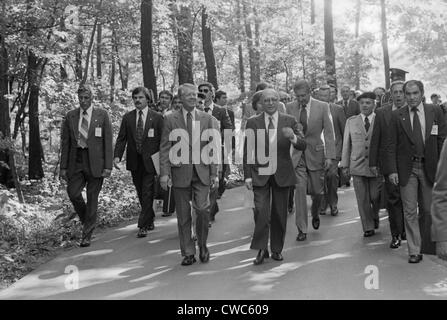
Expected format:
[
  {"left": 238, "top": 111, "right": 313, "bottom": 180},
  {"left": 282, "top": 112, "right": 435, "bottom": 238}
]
[
  {"left": 104, "top": 236, "right": 128, "bottom": 243},
  {"left": 71, "top": 249, "right": 114, "bottom": 259},
  {"left": 129, "top": 268, "right": 173, "bottom": 283},
  {"left": 423, "top": 278, "right": 447, "bottom": 297},
  {"left": 107, "top": 282, "right": 161, "bottom": 299}
]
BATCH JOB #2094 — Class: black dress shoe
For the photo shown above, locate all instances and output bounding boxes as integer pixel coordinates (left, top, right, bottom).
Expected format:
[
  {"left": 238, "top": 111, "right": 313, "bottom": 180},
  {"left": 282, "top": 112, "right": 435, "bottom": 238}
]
[
  {"left": 390, "top": 236, "right": 401, "bottom": 249},
  {"left": 253, "top": 249, "right": 269, "bottom": 265},
  {"left": 330, "top": 207, "right": 339, "bottom": 216},
  {"left": 148, "top": 223, "right": 154, "bottom": 231},
  {"left": 181, "top": 255, "right": 197, "bottom": 266},
  {"left": 363, "top": 230, "right": 375, "bottom": 237},
  {"left": 137, "top": 228, "right": 148, "bottom": 238},
  {"left": 296, "top": 232, "right": 307, "bottom": 241},
  {"left": 162, "top": 212, "right": 173, "bottom": 217},
  {"left": 374, "top": 219, "right": 380, "bottom": 229},
  {"left": 199, "top": 247, "right": 210, "bottom": 263},
  {"left": 408, "top": 254, "right": 423, "bottom": 264},
  {"left": 401, "top": 232, "right": 407, "bottom": 241},
  {"left": 312, "top": 217, "right": 320, "bottom": 230},
  {"left": 271, "top": 252, "right": 283, "bottom": 261},
  {"left": 80, "top": 238, "right": 91, "bottom": 247}
]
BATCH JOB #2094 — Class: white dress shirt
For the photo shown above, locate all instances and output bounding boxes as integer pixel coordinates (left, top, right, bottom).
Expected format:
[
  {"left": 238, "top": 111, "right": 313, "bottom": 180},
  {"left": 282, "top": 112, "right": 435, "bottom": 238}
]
[
  {"left": 182, "top": 107, "right": 197, "bottom": 131},
  {"left": 78, "top": 106, "right": 93, "bottom": 132},
  {"left": 135, "top": 106, "right": 148, "bottom": 129},
  {"left": 408, "top": 102, "right": 426, "bottom": 142},
  {"left": 204, "top": 102, "right": 215, "bottom": 115}
]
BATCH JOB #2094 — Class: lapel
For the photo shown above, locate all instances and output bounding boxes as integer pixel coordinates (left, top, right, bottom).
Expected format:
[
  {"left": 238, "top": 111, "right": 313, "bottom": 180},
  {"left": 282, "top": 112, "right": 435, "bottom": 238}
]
[
  {"left": 71, "top": 108, "right": 80, "bottom": 139},
  {"left": 424, "top": 103, "right": 434, "bottom": 141},
  {"left": 399, "top": 106, "right": 414, "bottom": 144},
  {"left": 88, "top": 108, "right": 98, "bottom": 138},
  {"left": 143, "top": 109, "right": 153, "bottom": 138},
  {"left": 367, "top": 114, "right": 375, "bottom": 139},
  {"left": 129, "top": 109, "right": 137, "bottom": 140},
  {"left": 355, "top": 115, "right": 367, "bottom": 137}
]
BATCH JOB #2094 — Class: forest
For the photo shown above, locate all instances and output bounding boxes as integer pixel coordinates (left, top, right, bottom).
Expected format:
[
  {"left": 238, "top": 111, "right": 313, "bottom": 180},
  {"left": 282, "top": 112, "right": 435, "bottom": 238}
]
[{"left": 0, "top": 0, "right": 446, "bottom": 288}]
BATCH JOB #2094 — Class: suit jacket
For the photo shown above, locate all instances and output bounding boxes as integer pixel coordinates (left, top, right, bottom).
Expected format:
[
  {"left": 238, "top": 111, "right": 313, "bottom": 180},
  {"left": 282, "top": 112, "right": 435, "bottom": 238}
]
[
  {"left": 60, "top": 107, "right": 113, "bottom": 179},
  {"left": 384, "top": 103, "right": 447, "bottom": 187},
  {"left": 160, "top": 108, "right": 219, "bottom": 188},
  {"left": 211, "top": 105, "right": 234, "bottom": 132},
  {"left": 113, "top": 108, "right": 164, "bottom": 174},
  {"left": 369, "top": 103, "right": 394, "bottom": 170},
  {"left": 337, "top": 99, "right": 360, "bottom": 119},
  {"left": 341, "top": 114, "right": 376, "bottom": 177},
  {"left": 431, "top": 140, "right": 447, "bottom": 242},
  {"left": 329, "top": 103, "right": 346, "bottom": 161},
  {"left": 243, "top": 112, "right": 306, "bottom": 187},
  {"left": 286, "top": 98, "right": 336, "bottom": 170}
]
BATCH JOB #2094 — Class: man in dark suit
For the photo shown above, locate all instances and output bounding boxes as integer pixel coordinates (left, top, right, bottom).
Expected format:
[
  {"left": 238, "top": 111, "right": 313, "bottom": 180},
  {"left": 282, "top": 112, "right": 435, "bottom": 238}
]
[
  {"left": 160, "top": 83, "right": 219, "bottom": 266},
  {"left": 113, "top": 87, "right": 164, "bottom": 238},
  {"left": 60, "top": 84, "right": 113, "bottom": 247},
  {"left": 370, "top": 80, "right": 406, "bottom": 249},
  {"left": 385, "top": 80, "right": 447, "bottom": 263},
  {"left": 198, "top": 82, "right": 233, "bottom": 223},
  {"left": 318, "top": 85, "right": 346, "bottom": 216},
  {"left": 431, "top": 140, "right": 447, "bottom": 261},
  {"left": 337, "top": 85, "right": 360, "bottom": 119},
  {"left": 244, "top": 88, "right": 306, "bottom": 265},
  {"left": 215, "top": 90, "right": 235, "bottom": 199}
]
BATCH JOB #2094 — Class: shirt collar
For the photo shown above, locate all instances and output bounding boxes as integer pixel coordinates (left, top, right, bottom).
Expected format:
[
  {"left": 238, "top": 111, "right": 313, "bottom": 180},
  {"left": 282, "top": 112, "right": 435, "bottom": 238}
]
[
  {"left": 360, "top": 112, "right": 375, "bottom": 122},
  {"left": 408, "top": 102, "right": 424, "bottom": 113},
  {"left": 206, "top": 102, "right": 214, "bottom": 111},
  {"left": 80, "top": 106, "right": 93, "bottom": 116},
  {"left": 265, "top": 111, "right": 279, "bottom": 122},
  {"left": 182, "top": 107, "right": 196, "bottom": 120},
  {"left": 136, "top": 106, "right": 148, "bottom": 115}
]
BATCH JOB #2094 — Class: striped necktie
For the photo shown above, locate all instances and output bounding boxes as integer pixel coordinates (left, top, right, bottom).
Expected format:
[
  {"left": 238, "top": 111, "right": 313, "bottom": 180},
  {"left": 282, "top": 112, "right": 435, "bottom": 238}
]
[
  {"left": 136, "top": 110, "right": 144, "bottom": 153},
  {"left": 78, "top": 110, "right": 89, "bottom": 148}
]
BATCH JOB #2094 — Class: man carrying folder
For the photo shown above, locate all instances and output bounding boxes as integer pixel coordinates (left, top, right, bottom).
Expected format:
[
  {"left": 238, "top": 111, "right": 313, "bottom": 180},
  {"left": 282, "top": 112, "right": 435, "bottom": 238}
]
[{"left": 114, "top": 87, "right": 164, "bottom": 238}]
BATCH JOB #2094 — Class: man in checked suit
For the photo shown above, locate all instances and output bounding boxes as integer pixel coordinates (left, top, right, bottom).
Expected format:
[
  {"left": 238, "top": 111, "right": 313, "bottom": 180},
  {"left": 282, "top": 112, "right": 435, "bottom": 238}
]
[
  {"left": 60, "top": 84, "right": 113, "bottom": 247},
  {"left": 244, "top": 89, "right": 306, "bottom": 265},
  {"left": 385, "top": 80, "right": 447, "bottom": 263},
  {"left": 286, "top": 80, "right": 336, "bottom": 242},
  {"left": 160, "top": 83, "right": 220, "bottom": 266},
  {"left": 113, "top": 87, "right": 164, "bottom": 238}
]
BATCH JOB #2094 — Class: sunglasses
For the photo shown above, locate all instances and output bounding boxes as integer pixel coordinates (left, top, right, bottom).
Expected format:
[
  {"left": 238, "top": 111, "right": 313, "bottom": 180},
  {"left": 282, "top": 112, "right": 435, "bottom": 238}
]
[{"left": 199, "top": 88, "right": 210, "bottom": 93}]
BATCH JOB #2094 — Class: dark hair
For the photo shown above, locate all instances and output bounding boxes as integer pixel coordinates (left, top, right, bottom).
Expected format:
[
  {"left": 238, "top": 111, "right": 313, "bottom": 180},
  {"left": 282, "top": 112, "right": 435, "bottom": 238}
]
[
  {"left": 431, "top": 93, "right": 439, "bottom": 99},
  {"left": 403, "top": 80, "right": 424, "bottom": 96},
  {"left": 159, "top": 90, "right": 173, "bottom": 100},
  {"left": 215, "top": 90, "right": 227, "bottom": 101},
  {"left": 252, "top": 91, "right": 263, "bottom": 111},
  {"left": 255, "top": 82, "right": 272, "bottom": 92},
  {"left": 198, "top": 82, "right": 214, "bottom": 92},
  {"left": 132, "top": 87, "right": 153, "bottom": 103},
  {"left": 329, "top": 84, "right": 338, "bottom": 95},
  {"left": 77, "top": 84, "right": 93, "bottom": 96},
  {"left": 293, "top": 80, "right": 311, "bottom": 93}
]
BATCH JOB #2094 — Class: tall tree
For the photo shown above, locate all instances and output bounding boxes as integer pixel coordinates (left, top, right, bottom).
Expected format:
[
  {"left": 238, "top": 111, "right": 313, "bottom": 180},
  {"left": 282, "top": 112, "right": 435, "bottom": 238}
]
[
  {"left": 324, "top": 0, "right": 337, "bottom": 87},
  {"left": 174, "top": 3, "right": 194, "bottom": 85},
  {"left": 380, "top": 0, "right": 390, "bottom": 89},
  {"left": 201, "top": 7, "right": 218, "bottom": 89},
  {"left": 96, "top": 23, "right": 102, "bottom": 79},
  {"left": 236, "top": 0, "right": 245, "bottom": 93},
  {"left": 354, "top": 0, "right": 361, "bottom": 90},
  {"left": 253, "top": 6, "right": 261, "bottom": 85},
  {"left": 141, "top": 0, "right": 157, "bottom": 97},
  {"left": 242, "top": 1, "right": 256, "bottom": 91}
]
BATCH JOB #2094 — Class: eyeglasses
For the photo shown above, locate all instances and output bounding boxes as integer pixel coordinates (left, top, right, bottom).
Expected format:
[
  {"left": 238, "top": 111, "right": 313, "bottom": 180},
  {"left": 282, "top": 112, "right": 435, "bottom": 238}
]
[{"left": 199, "top": 88, "right": 209, "bottom": 93}]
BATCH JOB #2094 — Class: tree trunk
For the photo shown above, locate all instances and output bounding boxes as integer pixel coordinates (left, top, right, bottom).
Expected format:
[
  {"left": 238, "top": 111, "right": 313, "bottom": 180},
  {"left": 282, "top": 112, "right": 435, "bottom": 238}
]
[
  {"left": 27, "top": 50, "right": 44, "bottom": 179},
  {"left": 299, "top": 0, "right": 306, "bottom": 79},
  {"left": 310, "top": 0, "right": 317, "bottom": 87},
  {"left": 354, "top": 0, "right": 361, "bottom": 90},
  {"left": 0, "top": 34, "right": 9, "bottom": 137},
  {"left": 380, "top": 0, "right": 390, "bottom": 90},
  {"left": 324, "top": 0, "right": 337, "bottom": 87},
  {"left": 311, "top": 0, "right": 315, "bottom": 24},
  {"left": 253, "top": 6, "right": 261, "bottom": 85},
  {"left": 242, "top": 2, "right": 256, "bottom": 91},
  {"left": 175, "top": 4, "right": 194, "bottom": 84},
  {"left": 96, "top": 23, "right": 102, "bottom": 79},
  {"left": 238, "top": 44, "right": 245, "bottom": 93},
  {"left": 201, "top": 8, "right": 218, "bottom": 89},
  {"left": 75, "top": 32, "right": 83, "bottom": 81},
  {"left": 141, "top": 0, "right": 157, "bottom": 97},
  {"left": 82, "top": 0, "right": 102, "bottom": 85}
]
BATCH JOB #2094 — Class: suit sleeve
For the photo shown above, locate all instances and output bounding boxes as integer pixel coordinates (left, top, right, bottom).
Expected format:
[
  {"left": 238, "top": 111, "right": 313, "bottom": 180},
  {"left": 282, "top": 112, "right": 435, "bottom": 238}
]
[
  {"left": 243, "top": 119, "right": 254, "bottom": 180},
  {"left": 221, "top": 108, "right": 233, "bottom": 131},
  {"left": 113, "top": 114, "right": 128, "bottom": 160},
  {"left": 291, "top": 118, "right": 307, "bottom": 151},
  {"left": 103, "top": 110, "right": 113, "bottom": 170},
  {"left": 369, "top": 111, "right": 382, "bottom": 168},
  {"left": 322, "top": 103, "right": 336, "bottom": 160},
  {"left": 335, "top": 108, "right": 346, "bottom": 161},
  {"left": 60, "top": 115, "right": 70, "bottom": 170},
  {"left": 384, "top": 112, "right": 398, "bottom": 176},
  {"left": 436, "top": 106, "right": 447, "bottom": 157},
  {"left": 340, "top": 120, "right": 351, "bottom": 169},
  {"left": 160, "top": 116, "right": 172, "bottom": 178},
  {"left": 431, "top": 140, "right": 447, "bottom": 242},
  {"left": 209, "top": 116, "right": 220, "bottom": 178}
]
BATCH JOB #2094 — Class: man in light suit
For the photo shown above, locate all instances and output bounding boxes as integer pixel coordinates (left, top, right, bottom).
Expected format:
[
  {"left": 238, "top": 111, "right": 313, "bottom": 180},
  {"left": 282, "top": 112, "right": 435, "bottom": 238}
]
[
  {"left": 60, "top": 84, "right": 113, "bottom": 247},
  {"left": 160, "top": 83, "right": 219, "bottom": 266},
  {"left": 341, "top": 92, "right": 382, "bottom": 238},
  {"left": 385, "top": 80, "right": 447, "bottom": 263},
  {"left": 244, "top": 89, "right": 306, "bottom": 264},
  {"left": 113, "top": 87, "right": 164, "bottom": 238},
  {"left": 318, "top": 85, "right": 346, "bottom": 216},
  {"left": 431, "top": 140, "right": 447, "bottom": 261},
  {"left": 337, "top": 85, "right": 360, "bottom": 119},
  {"left": 286, "top": 80, "right": 336, "bottom": 241}
]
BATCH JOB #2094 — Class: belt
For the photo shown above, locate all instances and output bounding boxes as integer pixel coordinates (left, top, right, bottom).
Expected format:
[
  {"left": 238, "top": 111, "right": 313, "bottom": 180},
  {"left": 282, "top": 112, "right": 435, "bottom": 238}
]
[{"left": 412, "top": 156, "right": 424, "bottom": 163}]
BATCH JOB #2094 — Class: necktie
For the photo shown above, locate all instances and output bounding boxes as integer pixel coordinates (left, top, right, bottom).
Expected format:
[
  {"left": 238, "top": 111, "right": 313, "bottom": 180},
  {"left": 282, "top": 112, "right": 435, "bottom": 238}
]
[
  {"left": 268, "top": 116, "right": 275, "bottom": 130},
  {"left": 204, "top": 107, "right": 210, "bottom": 113},
  {"left": 300, "top": 105, "right": 308, "bottom": 134},
  {"left": 187, "top": 112, "right": 193, "bottom": 163},
  {"left": 411, "top": 107, "right": 424, "bottom": 157},
  {"left": 364, "top": 116, "right": 370, "bottom": 132},
  {"left": 78, "top": 110, "right": 89, "bottom": 149},
  {"left": 136, "top": 110, "right": 144, "bottom": 153}
]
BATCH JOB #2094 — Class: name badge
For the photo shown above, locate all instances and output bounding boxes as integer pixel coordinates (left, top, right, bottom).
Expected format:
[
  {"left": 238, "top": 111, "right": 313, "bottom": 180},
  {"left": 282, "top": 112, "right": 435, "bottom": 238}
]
[
  {"left": 431, "top": 125, "right": 438, "bottom": 135},
  {"left": 148, "top": 128, "right": 154, "bottom": 137},
  {"left": 95, "top": 127, "right": 102, "bottom": 137}
]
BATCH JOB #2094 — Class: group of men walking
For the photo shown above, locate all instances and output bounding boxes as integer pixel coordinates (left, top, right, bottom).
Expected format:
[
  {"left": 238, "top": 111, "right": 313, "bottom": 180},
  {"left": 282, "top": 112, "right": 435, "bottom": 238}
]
[{"left": 60, "top": 72, "right": 447, "bottom": 266}]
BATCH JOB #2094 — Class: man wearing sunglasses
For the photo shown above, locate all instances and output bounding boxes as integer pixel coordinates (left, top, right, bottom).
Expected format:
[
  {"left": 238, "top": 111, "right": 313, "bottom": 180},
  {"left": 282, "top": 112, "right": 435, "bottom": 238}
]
[{"left": 198, "top": 82, "right": 233, "bottom": 224}]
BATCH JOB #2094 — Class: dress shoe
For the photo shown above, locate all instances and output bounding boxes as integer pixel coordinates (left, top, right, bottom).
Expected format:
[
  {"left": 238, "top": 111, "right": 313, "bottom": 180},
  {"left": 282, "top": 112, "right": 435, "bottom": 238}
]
[
  {"left": 363, "top": 230, "right": 375, "bottom": 237},
  {"left": 296, "top": 232, "right": 307, "bottom": 241},
  {"left": 162, "top": 212, "right": 173, "bottom": 217},
  {"left": 374, "top": 219, "right": 380, "bottom": 229},
  {"left": 80, "top": 238, "right": 91, "bottom": 247},
  {"left": 253, "top": 249, "right": 269, "bottom": 265},
  {"left": 408, "top": 254, "right": 423, "bottom": 264},
  {"left": 288, "top": 206, "right": 294, "bottom": 215},
  {"left": 147, "top": 223, "right": 154, "bottom": 231},
  {"left": 271, "top": 252, "right": 283, "bottom": 261},
  {"left": 312, "top": 217, "right": 320, "bottom": 230},
  {"left": 199, "top": 246, "right": 210, "bottom": 263},
  {"left": 390, "top": 236, "right": 401, "bottom": 249},
  {"left": 319, "top": 209, "right": 326, "bottom": 215},
  {"left": 181, "top": 255, "right": 197, "bottom": 266},
  {"left": 330, "top": 207, "right": 339, "bottom": 216},
  {"left": 401, "top": 232, "right": 407, "bottom": 241},
  {"left": 137, "top": 228, "right": 148, "bottom": 238}
]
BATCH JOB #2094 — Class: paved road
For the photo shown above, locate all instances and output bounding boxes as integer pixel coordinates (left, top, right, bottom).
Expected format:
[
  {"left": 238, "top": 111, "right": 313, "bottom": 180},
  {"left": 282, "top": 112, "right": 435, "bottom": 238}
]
[{"left": 1, "top": 185, "right": 447, "bottom": 300}]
